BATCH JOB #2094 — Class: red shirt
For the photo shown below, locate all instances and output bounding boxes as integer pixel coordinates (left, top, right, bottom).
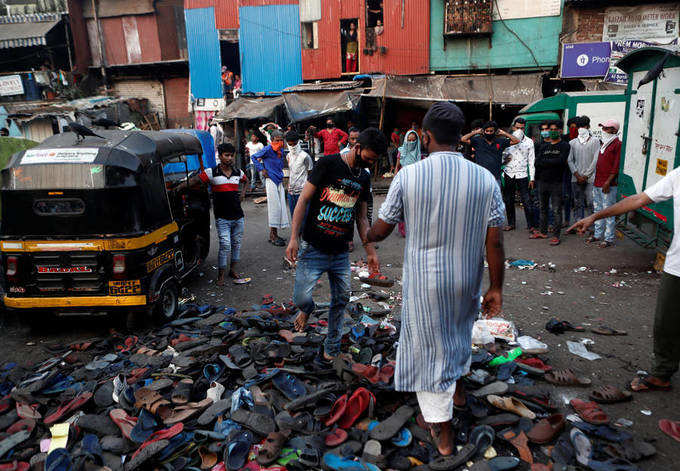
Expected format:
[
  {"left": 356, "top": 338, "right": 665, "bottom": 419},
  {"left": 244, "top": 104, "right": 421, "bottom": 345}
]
[
  {"left": 594, "top": 138, "right": 621, "bottom": 187},
  {"left": 316, "top": 128, "right": 349, "bottom": 155}
]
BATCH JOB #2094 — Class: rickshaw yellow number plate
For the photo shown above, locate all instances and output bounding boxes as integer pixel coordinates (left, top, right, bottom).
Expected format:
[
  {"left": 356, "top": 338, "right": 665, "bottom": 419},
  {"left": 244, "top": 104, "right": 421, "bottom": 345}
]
[{"left": 109, "top": 280, "right": 142, "bottom": 296}]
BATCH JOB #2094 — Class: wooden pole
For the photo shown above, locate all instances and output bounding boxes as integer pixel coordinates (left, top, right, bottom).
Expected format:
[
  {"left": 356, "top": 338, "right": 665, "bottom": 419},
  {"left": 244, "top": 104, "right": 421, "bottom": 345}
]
[{"left": 90, "top": 0, "right": 108, "bottom": 93}]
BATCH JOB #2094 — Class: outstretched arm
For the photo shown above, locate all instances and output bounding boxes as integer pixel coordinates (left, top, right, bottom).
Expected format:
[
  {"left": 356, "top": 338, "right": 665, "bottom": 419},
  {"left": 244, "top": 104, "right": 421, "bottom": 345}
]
[{"left": 568, "top": 192, "right": 653, "bottom": 233}]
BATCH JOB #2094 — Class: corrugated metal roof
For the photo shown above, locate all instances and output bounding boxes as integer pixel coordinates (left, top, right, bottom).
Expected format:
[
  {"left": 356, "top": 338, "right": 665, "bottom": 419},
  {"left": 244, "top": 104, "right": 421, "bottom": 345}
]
[
  {"left": 0, "top": 14, "right": 61, "bottom": 49},
  {"left": 185, "top": 7, "right": 223, "bottom": 99},
  {"left": 283, "top": 81, "right": 363, "bottom": 92},
  {"left": 239, "top": 4, "right": 303, "bottom": 94}
]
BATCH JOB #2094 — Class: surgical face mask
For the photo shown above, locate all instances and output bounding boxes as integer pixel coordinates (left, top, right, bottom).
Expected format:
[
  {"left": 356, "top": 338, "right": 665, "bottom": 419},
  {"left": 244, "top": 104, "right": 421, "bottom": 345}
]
[
  {"left": 484, "top": 132, "right": 495, "bottom": 141},
  {"left": 602, "top": 131, "right": 617, "bottom": 139},
  {"left": 578, "top": 128, "right": 589, "bottom": 139},
  {"left": 512, "top": 129, "right": 524, "bottom": 140},
  {"left": 287, "top": 142, "right": 300, "bottom": 153},
  {"left": 326, "top": 122, "right": 333, "bottom": 129},
  {"left": 540, "top": 130, "right": 550, "bottom": 139},
  {"left": 549, "top": 130, "right": 560, "bottom": 139}
]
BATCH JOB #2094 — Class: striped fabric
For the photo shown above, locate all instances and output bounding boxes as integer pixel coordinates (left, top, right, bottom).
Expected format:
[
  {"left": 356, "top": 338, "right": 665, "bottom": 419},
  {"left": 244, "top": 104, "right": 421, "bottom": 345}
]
[{"left": 378, "top": 151, "right": 505, "bottom": 393}]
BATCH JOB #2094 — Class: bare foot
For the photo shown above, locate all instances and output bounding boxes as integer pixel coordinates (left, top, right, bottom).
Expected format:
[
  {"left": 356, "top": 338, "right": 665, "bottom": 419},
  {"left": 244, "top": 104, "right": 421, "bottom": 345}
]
[
  {"left": 453, "top": 380, "right": 466, "bottom": 408},
  {"left": 429, "top": 421, "right": 454, "bottom": 456},
  {"left": 216, "top": 278, "right": 225, "bottom": 286},
  {"left": 294, "top": 312, "right": 309, "bottom": 332}
]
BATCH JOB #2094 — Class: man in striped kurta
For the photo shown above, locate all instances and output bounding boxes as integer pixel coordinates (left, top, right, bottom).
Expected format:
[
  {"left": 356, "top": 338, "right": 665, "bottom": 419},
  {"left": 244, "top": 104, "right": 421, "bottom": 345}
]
[{"left": 368, "top": 102, "right": 506, "bottom": 456}]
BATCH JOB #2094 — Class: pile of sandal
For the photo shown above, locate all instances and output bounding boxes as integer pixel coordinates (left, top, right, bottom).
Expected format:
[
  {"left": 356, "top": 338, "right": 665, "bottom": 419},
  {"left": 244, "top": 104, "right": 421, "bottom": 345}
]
[{"left": 0, "top": 295, "right": 660, "bottom": 471}]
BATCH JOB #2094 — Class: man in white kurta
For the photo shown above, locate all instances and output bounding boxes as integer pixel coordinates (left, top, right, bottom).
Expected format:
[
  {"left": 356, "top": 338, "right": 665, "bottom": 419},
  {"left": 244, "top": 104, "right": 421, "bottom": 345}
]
[{"left": 368, "top": 102, "right": 506, "bottom": 456}]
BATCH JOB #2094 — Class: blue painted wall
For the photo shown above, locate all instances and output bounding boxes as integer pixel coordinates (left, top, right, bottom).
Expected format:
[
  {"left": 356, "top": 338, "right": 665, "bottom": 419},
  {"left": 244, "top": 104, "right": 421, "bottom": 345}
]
[
  {"left": 430, "top": 1, "right": 563, "bottom": 71},
  {"left": 185, "top": 8, "right": 223, "bottom": 99},
  {"left": 239, "top": 4, "right": 302, "bottom": 95}
]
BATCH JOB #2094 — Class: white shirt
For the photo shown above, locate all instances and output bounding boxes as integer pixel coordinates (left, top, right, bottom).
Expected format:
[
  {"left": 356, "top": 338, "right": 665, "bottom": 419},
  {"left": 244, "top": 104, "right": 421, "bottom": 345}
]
[
  {"left": 287, "top": 146, "right": 313, "bottom": 195},
  {"left": 503, "top": 136, "right": 535, "bottom": 180},
  {"left": 644, "top": 167, "right": 680, "bottom": 277},
  {"left": 245, "top": 142, "right": 264, "bottom": 158}
]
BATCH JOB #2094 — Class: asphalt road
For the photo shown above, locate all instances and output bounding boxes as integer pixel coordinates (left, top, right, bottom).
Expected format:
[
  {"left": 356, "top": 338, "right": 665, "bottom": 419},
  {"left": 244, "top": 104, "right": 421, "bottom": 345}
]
[{"left": 1, "top": 195, "right": 678, "bottom": 469}]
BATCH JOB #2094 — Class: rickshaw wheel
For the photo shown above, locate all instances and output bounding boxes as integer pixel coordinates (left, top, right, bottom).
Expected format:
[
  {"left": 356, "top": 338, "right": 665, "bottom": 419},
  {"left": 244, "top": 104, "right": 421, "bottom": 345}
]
[{"left": 153, "top": 281, "right": 179, "bottom": 323}]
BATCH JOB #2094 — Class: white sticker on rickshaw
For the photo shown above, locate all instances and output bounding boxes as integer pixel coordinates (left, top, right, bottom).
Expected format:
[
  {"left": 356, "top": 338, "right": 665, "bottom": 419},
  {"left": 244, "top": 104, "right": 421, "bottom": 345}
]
[{"left": 21, "top": 148, "right": 99, "bottom": 165}]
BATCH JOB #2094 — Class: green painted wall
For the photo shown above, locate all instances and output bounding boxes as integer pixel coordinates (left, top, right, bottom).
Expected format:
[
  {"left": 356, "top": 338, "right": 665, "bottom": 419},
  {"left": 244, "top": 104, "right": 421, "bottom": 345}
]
[{"left": 430, "top": 1, "right": 564, "bottom": 71}]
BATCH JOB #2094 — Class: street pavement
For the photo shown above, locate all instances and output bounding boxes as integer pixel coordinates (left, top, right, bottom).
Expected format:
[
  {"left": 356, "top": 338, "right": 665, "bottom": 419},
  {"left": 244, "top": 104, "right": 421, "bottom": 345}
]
[{"left": 1, "top": 194, "right": 678, "bottom": 469}]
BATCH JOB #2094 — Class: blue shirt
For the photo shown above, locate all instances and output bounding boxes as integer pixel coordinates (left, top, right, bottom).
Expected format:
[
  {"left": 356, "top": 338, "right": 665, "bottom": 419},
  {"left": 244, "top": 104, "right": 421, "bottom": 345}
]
[{"left": 251, "top": 145, "right": 285, "bottom": 185}]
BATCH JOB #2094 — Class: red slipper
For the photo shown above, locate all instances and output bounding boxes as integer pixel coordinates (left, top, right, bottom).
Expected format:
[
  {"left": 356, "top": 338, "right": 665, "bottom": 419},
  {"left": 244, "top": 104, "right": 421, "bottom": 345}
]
[
  {"left": 378, "top": 363, "right": 395, "bottom": 383},
  {"left": 325, "top": 394, "right": 348, "bottom": 427},
  {"left": 325, "top": 428, "right": 348, "bottom": 447},
  {"left": 130, "top": 422, "right": 184, "bottom": 460},
  {"left": 337, "top": 387, "right": 375, "bottom": 429},
  {"left": 351, "top": 364, "right": 380, "bottom": 384},
  {"left": 516, "top": 358, "right": 552, "bottom": 372},
  {"left": 659, "top": 419, "right": 680, "bottom": 442},
  {"left": 549, "top": 237, "right": 561, "bottom": 246},
  {"left": 109, "top": 408, "right": 138, "bottom": 440},
  {"left": 116, "top": 336, "right": 138, "bottom": 352},
  {"left": 569, "top": 399, "right": 609, "bottom": 425},
  {"left": 359, "top": 272, "right": 394, "bottom": 287},
  {"left": 44, "top": 392, "right": 92, "bottom": 425},
  {"left": 16, "top": 402, "right": 41, "bottom": 420}
]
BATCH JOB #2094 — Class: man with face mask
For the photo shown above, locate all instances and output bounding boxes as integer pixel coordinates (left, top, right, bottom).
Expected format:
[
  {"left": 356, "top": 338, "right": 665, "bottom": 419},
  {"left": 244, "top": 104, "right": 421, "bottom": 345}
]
[
  {"left": 501, "top": 117, "right": 537, "bottom": 231},
  {"left": 285, "top": 130, "right": 313, "bottom": 220},
  {"left": 567, "top": 116, "right": 599, "bottom": 224},
  {"left": 313, "top": 119, "right": 349, "bottom": 156},
  {"left": 286, "top": 129, "right": 386, "bottom": 365},
  {"left": 367, "top": 102, "right": 505, "bottom": 458},
  {"left": 532, "top": 121, "right": 571, "bottom": 245},
  {"left": 252, "top": 130, "right": 290, "bottom": 246},
  {"left": 461, "top": 121, "right": 519, "bottom": 185},
  {"left": 589, "top": 119, "right": 622, "bottom": 248}
]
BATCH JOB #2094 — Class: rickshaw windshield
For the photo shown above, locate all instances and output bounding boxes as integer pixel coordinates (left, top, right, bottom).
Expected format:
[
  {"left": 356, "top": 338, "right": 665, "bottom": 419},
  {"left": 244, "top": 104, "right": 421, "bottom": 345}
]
[{"left": 1, "top": 164, "right": 135, "bottom": 190}]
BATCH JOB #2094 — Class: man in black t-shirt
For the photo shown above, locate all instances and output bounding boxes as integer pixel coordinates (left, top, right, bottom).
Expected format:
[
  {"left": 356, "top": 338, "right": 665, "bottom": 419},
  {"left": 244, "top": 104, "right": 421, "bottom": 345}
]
[
  {"left": 532, "top": 120, "right": 571, "bottom": 245},
  {"left": 461, "top": 120, "right": 519, "bottom": 183},
  {"left": 286, "top": 128, "right": 388, "bottom": 363}
]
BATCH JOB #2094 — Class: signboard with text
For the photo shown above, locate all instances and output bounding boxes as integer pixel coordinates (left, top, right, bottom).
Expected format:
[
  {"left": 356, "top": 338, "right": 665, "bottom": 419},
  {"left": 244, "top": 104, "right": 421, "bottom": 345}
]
[
  {"left": 0, "top": 75, "right": 24, "bottom": 96},
  {"left": 604, "top": 39, "right": 679, "bottom": 84},
  {"left": 561, "top": 42, "right": 611, "bottom": 78},
  {"left": 493, "top": 0, "right": 561, "bottom": 20},
  {"left": 603, "top": 3, "right": 679, "bottom": 43}
]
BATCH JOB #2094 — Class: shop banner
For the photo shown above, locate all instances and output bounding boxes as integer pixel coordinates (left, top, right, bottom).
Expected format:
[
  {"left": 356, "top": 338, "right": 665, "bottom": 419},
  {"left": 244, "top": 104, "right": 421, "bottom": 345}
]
[
  {"left": 605, "top": 39, "right": 678, "bottom": 84},
  {"left": 603, "top": 3, "right": 679, "bottom": 42},
  {"left": 561, "top": 42, "right": 611, "bottom": 78},
  {"left": 0, "top": 75, "right": 24, "bottom": 96}
]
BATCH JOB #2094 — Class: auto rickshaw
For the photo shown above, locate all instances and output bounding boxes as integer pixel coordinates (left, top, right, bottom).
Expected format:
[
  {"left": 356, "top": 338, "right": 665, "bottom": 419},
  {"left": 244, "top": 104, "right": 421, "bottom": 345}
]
[{"left": 0, "top": 129, "right": 212, "bottom": 322}]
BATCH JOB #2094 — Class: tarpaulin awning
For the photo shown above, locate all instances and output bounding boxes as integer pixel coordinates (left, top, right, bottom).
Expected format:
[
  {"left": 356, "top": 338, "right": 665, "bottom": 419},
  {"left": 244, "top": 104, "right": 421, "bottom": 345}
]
[
  {"left": 0, "top": 14, "right": 61, "bottom": 49},
  {"left": 6, "top": 96, "right": 135, "bottom": 123},
  {"left": 214, "top": 96, "right": 284, "bottom": 122},
  {"left": 364, "top": 74, "right": 543, "bottom": 105},
  {"left": 283, "top": 90, "right": 362, "bottom": 123}
]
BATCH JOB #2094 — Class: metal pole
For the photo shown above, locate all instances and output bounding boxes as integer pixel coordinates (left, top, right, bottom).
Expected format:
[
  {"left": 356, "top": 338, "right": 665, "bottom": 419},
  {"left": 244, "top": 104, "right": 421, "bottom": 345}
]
[
  {"left": 63, "top": 15, "right": 73, "bottom": 71},
  {"left": 90, "top": 0, "right": 108, "bottom": 93}
]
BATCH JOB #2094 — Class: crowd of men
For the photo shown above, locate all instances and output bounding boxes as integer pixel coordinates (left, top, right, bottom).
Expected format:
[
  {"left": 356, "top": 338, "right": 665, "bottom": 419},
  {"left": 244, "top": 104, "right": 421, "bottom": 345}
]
[{"left": 189, "top": 101, "right": 680, "bottom": 456}]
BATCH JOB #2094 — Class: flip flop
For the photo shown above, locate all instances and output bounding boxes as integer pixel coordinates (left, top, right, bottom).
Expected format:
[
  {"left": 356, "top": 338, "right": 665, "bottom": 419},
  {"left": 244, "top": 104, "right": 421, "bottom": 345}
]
[
  {"left": 591, "top": 326, "right": 627, "bottom": 336},
  {"left": 325, "top": 428, "right": 348, "bottom": 447},
  {"left": 487, "top": 395, "right": 536, "bottom": 419},
  {"left": 629, "top": 375, "right": 671, "bottom": 392},
  {"left": 44, "top": 392, "right": 92, "bottom": 425},
  {"left": 571, "top": 421, "right": 631, "bottom": 443},
  {"left": 272, "top": 372, "right": 307, "bottom": 400},
  {"left": 468, "top": 457, "right": 521, "bottom": 471},
  {"left": 337, "top": 388, "right": 375, "bottom": 429},
  {"left": 544, "top": 368, "right": 591, "bottom": 386},
  {"left": 549, "top": 238, "right": 561, "bottom": 246},
  {"left": 369, "top": 405, "right": 415, "bottom": 440},
  {"left": 429, "top": 442, "right": 478, "bottom": 471},
  {"left": 257, "top": 431, "right": 289, "bottom": 465},
  {"left": 322, "top": 453, "right": 380, "bottom": 471},
  {"left": 527, "top": 414, "right": 565, "bottom": 444},
  {"left": 359, "top": 273, "right": 394, "bottom": 288},
  {"left": 231, "top": 408, "right": 276, "bottom": 436},
  {"left": 570, "top": 399, "right": 609, "bottom": 425},
  {"left": 233, "top": 277, "right": 252, "bottom": 285},
  {"left": 109, "top": 408, "right": 138, "bottom": 440},
  {"left": 499, "top": 429, "right": 533, "bottom": 465},
  {"left": 659, "top": 419, "right": 680, "bottom": 442},
  {"left": 589, "top": 385, "right": 632, "bottom": 404}
]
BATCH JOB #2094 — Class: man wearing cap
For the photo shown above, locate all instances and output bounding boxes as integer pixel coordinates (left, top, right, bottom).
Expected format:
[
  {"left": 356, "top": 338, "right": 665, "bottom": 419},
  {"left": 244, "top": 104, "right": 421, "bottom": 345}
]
[
  {"left": 461, "top": 121, "right": 519, "bottom": 185},
  {"left": 252, "top": 130, "right": 290, "bottom": 246},
  {"left": 589, "top": 119, "right": 621, "bottom": 248},
  {"left": 368, "top": 102, "right": 506, "bottom": 457}
]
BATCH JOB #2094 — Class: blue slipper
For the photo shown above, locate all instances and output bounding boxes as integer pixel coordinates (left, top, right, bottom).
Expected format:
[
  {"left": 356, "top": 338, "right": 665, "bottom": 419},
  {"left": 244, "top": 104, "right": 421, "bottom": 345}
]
[
  {"left": 45, "top": 448, "right": 72, "bottom": 471},
  {"left": 391, "top": 427, "right": 413, "bottom": 447},
  {"left": 130, "top": 409, "right": 158, "bottom": 443},
  {"left": 223, "top": 430, "right": 253, "bottom": 470},
  {"left": 322, "top": 453, "right": 381, "bottom": 471},
  {"left": 572, "top": 421, "right": 632, "bottom": 443},
  {"left": 272, "top": 371, "right": 307, "bottom": 400}
]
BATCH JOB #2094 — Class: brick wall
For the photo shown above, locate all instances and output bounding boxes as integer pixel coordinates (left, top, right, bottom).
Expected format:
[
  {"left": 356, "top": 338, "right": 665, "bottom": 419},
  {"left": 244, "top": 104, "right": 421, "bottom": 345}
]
[
  {"left": 563, "top": 5, "right": 606, "bottom": 44},
  {"left": 163, "top": 77, "right": 192, "bottom": 129}
]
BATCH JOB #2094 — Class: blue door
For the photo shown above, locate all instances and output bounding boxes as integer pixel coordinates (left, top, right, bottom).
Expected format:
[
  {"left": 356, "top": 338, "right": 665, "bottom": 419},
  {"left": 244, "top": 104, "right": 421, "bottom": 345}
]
[
  {"left": 185, "top": 8, "right": 223, "bottom": 99},
  {"left": 239, "top": 4, "right": 303, "bottom": 95}
]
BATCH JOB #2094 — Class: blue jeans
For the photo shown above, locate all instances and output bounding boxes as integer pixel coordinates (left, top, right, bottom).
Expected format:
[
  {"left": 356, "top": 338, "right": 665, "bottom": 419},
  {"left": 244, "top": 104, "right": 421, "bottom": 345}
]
[
  {"left": 592, "top": 186, "right": 618, "bottom": 242},
  {"left": 215, "top": 217, "right": 244, "bottom": 269},
  {"left": 293, "top": 243, "right": 350, "bottom": 357},
  {"left": 288, "top": 193, "right": 300, "bottom": 219}
]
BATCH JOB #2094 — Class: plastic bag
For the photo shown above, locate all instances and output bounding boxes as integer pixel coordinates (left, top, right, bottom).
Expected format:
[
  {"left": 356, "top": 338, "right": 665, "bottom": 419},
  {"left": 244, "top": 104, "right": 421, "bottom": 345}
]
[
  {"left": 517, "top": 335, "right": 549, "bottom": 353},
  {"left": 474, "top": 318, "right": 518, "bottom": 343},
  {"left": 472, "top": 320, "right": 494, "bottom": 345}
]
